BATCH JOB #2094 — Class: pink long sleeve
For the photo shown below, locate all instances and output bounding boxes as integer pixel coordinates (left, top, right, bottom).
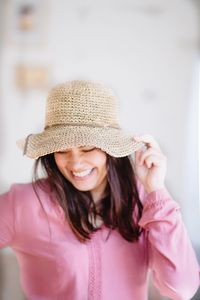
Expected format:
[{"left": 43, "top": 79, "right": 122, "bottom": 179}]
[
  {"left": 0, "top": 190, "right": 15, "bottom": 248},
  {"left": 138, "top": 186, "right": 200, "bottom": 300}
]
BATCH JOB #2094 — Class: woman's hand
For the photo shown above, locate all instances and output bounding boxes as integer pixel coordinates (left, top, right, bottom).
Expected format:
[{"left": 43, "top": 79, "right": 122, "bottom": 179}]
[{"left": 133, "top": 134, "right": 167, "bottom": 194}]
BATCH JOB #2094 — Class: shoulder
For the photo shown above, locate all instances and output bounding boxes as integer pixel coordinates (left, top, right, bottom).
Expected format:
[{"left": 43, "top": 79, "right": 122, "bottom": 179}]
[
  {"left": 10, "top": 182, "right": 35, "bottom": 194},
  {"left": 2, "top": 179, "right": 50, "bottom": 204},
  {"left": 0, "top": 182, "right": 33, "bottom": 200}
]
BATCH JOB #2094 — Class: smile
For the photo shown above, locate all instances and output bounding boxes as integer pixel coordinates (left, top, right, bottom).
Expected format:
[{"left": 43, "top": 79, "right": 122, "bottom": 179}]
[{"left": 72, "top": 168, "right": 94, "bottom": 178}]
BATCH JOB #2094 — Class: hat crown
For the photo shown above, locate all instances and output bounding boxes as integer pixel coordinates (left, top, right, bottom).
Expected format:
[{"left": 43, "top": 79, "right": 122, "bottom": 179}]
[
  {"left": 17, "top": 79, "right": 144, "bottom": 159},
  {"left": 45, "top": 80, "right": 119, "bottom": 128}
]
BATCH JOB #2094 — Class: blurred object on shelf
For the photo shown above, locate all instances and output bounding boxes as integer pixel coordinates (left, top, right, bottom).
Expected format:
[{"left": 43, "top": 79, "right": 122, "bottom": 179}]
[{"left": 15, "top": 64, "right": 50, "bottom": 90}]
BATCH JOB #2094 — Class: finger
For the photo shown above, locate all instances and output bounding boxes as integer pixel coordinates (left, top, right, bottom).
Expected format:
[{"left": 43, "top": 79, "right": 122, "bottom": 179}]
[
  {"left": 144, "top": 154, "right": 165, "bottom": 168},
  {"left": 134, "top": 134, "right": 160, "bottom": 149},
  {"left": 133, "top": 134, "right": 161, "bottom": 151},
  {"left": 139, "top": 148, "right": 164, "bottom": 165},
  {"left": 135, "top": 149, "right": 145, "bottom": 164}
]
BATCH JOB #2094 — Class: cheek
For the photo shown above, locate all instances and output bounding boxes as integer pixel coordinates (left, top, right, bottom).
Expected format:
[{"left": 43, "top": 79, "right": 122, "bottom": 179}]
[
  {"left": 54, "top": 154, "right": 67, "bottom": 170},
  {"left": 92, "top": 152, "right": 107, "bottom": 170},
  {"left": 54, "top": 154, "right": 60, "bottom": 166}
]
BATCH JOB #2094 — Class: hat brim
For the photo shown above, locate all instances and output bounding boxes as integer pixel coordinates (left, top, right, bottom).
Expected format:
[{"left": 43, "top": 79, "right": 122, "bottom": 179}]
[{"left": 16, "top": 125, "right": 145, "bottom": 159}]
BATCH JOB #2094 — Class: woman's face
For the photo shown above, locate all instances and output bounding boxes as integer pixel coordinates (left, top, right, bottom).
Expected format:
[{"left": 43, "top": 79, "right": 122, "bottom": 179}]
[{"left": 54, "top": 146, "right": 107, "bottom": 201}]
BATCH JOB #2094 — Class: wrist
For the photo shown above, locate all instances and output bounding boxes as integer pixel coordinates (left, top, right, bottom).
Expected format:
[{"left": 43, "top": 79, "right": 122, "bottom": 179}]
[{"left": 145, "top": 185, "right": 166, "bottom": 194}]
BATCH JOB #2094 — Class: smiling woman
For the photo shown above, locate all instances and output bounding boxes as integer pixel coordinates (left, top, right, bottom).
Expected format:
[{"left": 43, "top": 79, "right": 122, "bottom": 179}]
[
  {"left": 0, "top": 80, "right": 199, "bottom": 300},
  {"left": 54, "top": 147, "right": 107, "bottom": 202}
]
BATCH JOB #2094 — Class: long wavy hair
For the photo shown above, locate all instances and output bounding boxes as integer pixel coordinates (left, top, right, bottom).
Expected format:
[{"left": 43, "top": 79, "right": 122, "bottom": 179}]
[{"left": 33, "top": 153, "right": 143, "bottom": 243}]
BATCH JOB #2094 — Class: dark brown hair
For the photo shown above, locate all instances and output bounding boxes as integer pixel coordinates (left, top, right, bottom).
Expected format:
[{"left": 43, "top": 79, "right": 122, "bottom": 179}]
[{"left": 33, "top": 153, "right": 143, "bottom": 243}]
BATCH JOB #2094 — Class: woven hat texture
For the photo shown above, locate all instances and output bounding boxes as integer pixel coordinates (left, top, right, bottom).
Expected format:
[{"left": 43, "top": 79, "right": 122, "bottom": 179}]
[{"left": 17, "top": 80, "right": 144, "bottom": 158}]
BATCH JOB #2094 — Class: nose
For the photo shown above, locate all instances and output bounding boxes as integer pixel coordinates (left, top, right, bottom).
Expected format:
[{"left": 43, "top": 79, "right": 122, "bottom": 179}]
[{"left": 67, "top": 151, "right": 85, "bottom": 171}]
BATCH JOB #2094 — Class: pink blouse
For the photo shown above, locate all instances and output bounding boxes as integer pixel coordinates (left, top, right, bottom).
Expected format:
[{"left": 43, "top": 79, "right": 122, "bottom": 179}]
[{"left": 0, "top": 179, "right": 199, "bottom": 300}]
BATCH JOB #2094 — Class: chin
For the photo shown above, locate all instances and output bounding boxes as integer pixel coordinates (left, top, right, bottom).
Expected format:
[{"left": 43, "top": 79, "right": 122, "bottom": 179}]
[{"left": 72, "top": 183, "right": 95, "bottom": 192}]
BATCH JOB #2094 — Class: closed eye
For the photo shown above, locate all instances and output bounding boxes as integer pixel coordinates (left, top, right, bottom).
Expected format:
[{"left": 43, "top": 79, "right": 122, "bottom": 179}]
[
  {"left": 82, "top": 147, "right": 96, "bottom": 152},
  {"left": 56, "top": 150, "right": 70, "bottom": 154}
]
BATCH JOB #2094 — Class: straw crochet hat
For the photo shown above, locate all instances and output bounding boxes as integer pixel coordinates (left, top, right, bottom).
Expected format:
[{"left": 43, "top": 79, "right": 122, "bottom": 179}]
[{"left": 17, "top": 80, "right": 145, "bottom": 159}]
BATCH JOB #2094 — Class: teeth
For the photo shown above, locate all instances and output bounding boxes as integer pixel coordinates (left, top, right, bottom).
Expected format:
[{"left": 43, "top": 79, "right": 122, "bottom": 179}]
[{"left": 72, "top": 169, "right": 93, "bottom": 177}]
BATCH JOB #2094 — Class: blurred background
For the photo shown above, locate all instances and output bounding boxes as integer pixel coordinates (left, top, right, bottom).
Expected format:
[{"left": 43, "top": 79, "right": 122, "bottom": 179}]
[{"left": 0, "top": 0, "right": 199, "bottom": 299}]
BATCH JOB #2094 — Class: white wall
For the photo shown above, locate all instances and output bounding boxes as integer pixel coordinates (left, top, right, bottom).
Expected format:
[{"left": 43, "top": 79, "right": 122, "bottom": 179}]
[{"left": 0, "top": 0, "right": 199, "bottom": 299}]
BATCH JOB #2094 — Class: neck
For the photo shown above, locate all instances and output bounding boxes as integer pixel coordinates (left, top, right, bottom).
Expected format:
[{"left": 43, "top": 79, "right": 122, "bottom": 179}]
[
  {"left": 91, "top": 189, "right": 104, "bottom": 204},
  {"left": 91, "top": 181, "right": 108, "bottom": 204}
]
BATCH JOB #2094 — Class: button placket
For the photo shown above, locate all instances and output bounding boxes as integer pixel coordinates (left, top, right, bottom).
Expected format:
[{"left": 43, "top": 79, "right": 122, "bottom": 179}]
[{"left": 87, "top": 232, "right": 102, "bottom": 300}]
